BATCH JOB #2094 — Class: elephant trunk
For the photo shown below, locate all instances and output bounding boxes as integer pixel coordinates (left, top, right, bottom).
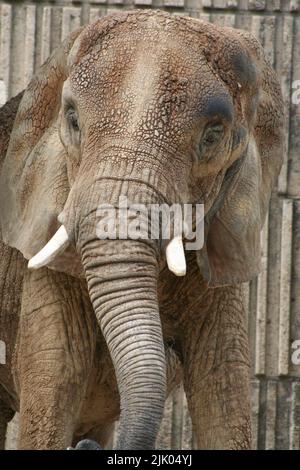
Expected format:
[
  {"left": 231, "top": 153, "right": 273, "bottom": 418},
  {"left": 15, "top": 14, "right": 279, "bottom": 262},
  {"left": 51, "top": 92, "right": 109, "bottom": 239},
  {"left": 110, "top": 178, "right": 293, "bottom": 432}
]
[
  {"left": 80, "top": 213, "right": 166, "bottom": 448},
  {"left": 28, "top": 167, "right": 172, "bottom": 448}
]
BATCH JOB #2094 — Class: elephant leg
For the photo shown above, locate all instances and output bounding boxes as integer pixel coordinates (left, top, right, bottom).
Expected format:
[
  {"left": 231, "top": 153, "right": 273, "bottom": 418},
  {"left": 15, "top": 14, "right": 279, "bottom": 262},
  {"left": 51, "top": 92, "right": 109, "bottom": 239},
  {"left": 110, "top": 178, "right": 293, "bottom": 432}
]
[
  {"left": 182, "top": 284, "right": 251, "bottom": 450},
  {"left": 17, "top": 268, "right": 96, "bottom": 450},
  {"left": 0, "top": 400, "right": 14, "bottom": 449}
]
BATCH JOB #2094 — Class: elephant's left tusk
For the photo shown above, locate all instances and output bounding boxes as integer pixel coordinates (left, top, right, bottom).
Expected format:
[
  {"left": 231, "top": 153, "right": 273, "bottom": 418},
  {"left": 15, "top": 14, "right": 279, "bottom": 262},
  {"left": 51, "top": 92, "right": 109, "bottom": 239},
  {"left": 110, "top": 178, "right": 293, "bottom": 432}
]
[
  {"left": 28, "top": 225, "right": 69, "bottom": 270},
  {"left": 166, "top": 236, "right": 186, "bottom": 277}
]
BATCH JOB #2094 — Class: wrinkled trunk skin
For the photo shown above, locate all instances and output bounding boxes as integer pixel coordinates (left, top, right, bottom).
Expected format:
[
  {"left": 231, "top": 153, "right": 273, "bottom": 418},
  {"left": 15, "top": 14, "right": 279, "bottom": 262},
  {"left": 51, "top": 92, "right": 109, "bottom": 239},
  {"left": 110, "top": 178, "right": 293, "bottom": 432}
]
[
  {"left": 75, "top": 176, "right": 167, "bottom": 449},
  {"left": 82, "top": 239, "right": 166, "bottom": 449}
]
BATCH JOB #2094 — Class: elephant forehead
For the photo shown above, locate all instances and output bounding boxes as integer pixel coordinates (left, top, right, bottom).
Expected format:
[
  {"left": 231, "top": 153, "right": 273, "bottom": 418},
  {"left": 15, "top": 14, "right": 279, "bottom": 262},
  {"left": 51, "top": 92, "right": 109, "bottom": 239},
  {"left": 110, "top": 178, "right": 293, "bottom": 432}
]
[
  {"left": 66, "top": 11, "right": 251, "bottom": 147},
  {"left": 68, "top": 31, "right": 230, "bottom": 121},
  {"left": 72, "top": 10, "right": 201, "bottom": 64},
  {"left": 70, "top": 22, "right": 204, "bottom": 88},
  {"left": 70, "top": 41, "right": 200, "bottom": 102}
]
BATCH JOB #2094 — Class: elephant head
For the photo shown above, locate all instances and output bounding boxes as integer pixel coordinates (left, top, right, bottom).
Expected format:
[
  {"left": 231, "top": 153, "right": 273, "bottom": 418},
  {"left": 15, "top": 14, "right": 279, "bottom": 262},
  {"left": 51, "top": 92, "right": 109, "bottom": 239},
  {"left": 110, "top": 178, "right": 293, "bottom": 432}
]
[{"left": 0, "top": 11, "right": 284, "bottom": 449}]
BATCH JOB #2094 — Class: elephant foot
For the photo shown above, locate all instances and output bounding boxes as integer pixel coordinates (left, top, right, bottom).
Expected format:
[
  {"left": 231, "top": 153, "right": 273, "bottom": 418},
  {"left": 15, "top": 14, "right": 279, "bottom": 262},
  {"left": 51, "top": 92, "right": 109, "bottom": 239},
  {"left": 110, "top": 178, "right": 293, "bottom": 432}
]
[{"left": 67, "top": 439, "right": 102, "bottom": 450}]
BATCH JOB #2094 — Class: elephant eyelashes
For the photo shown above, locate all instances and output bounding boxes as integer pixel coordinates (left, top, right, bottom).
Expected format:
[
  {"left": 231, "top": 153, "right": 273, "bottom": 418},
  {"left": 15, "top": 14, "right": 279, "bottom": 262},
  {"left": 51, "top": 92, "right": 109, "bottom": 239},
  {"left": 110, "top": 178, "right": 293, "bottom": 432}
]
[
  {"left": 201, "top": 123, "right": 224, "bottom": 148},
  {"left": 64, "top": 106, "right": 81, "bottom": 150},
  {"left": 66, "top": 107, "right": 80, "bottom": 132}
]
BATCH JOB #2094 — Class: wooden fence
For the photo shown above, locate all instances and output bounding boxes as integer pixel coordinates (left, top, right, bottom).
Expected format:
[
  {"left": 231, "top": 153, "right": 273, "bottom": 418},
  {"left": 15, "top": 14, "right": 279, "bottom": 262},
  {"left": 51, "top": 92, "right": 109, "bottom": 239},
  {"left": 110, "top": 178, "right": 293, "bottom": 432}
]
[{"left": 1, "top": 0, "right": 300, "bottom": 449}]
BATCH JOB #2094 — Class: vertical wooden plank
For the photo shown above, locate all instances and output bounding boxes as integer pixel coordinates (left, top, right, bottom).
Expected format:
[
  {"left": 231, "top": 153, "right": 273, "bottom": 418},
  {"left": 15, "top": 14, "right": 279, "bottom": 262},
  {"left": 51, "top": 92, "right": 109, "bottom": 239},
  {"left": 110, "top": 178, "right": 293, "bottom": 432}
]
[
  {"left": 81, "top": 0, "right": 91, "bottom": 25},
  {"left": 50, "top": 6, "right": 62, "bottom": 52},
  {"left": 40, "top": 7, "right": 51, "bottom": 64},
  {"left": 213, "top": 0, "right": 228, "bottom": 8},
  {"left": 276, "top": 381, "right": 293, "bottom": 449},
  {"left": 0, "top": 3, "right": 11, "bottom": 104},
  {"left": 248, "top": 277, "right": 258, "bottom": 376},
  {"left": 249, "top": 11, "right": 263, "bottom": 41},
  {"left": 257, "top": 379, "right": 267, "bottom": 449},
  {"left": 277, "top": 16, "right": 294, "bottom": 194},
  {"left": 290, "top": 200, "right": 300, "bottom": 378},
  {"left": 89, "top": 7, "right": 104, "bottom": 23},
  {"left": 267, "top": 0, "right": 281, "bottom": 11},
  {"left": 23, "top": 5, "right": 36, "bottom": 88},
  {"left": 290, "top": 0, "right": 300, "bottom": 11},
  {"left": 264, "top": 0, "right": 282, "bottom": 383},
  {"left": 8, "top": 3, "right": 25, "bottom": 97},
  {"left": 61, "top": 7, "right": 82, "bottom": 40},
  {"left": 238, "top": 0, "right": 249, "bottom": 9},
  {"left": 265, "top": 381, "right": 277, "bottom": 449},
  {"left": 234, "top": 12, "right": 252, "bottom": 44},
  {"left": 288, "top": 16, "right": 300, "bottom": 198},
  {"left": 290, "top": 383, "right": 300, "bottom": 450},
  {"left": 202, "top": 0, "right": 214, "bottom": 8},
  {"left": 185, "top": 0, "right": 203, "bottom": 15},
  {"left": 171, "top": 386, "right": 184, "bottom": 449},
  {"left": 278, "top": 199, "right": 293, "bottom": 376},
  {"left": 255, "top": 215, "right": 268, "bottom": 375},
  {"left": 34, "top": 4, "right": 51, "bottom": 70},
  {"left": 263, "top": 16, "right": 276, "bottom": 66},
  {"left": 7, "top": 4, "right": 37, "bottom": 92},
  {"left": 251, "top": 380, "right": 260, "bottom": 450},
  {"left": 265, "top": 194, "right": 282, "bottom": 376}
]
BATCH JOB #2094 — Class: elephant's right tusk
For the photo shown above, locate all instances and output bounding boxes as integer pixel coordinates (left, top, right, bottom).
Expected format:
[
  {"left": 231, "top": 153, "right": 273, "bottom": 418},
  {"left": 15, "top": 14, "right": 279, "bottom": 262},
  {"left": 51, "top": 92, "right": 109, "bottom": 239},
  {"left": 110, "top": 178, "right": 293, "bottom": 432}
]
[
  {"left": 28, "top": 225, "right": 69, "bottom": 270},
  {"left": 166, "top": 236, "right": 186, "bottom": 277}
]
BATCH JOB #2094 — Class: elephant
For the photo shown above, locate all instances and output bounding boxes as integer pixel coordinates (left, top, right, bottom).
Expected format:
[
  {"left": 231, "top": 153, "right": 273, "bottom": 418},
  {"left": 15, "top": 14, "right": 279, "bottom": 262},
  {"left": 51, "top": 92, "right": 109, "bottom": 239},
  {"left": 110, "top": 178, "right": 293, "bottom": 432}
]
[{"left": 0, "top": 10, "right": 284, "bottom": 450}]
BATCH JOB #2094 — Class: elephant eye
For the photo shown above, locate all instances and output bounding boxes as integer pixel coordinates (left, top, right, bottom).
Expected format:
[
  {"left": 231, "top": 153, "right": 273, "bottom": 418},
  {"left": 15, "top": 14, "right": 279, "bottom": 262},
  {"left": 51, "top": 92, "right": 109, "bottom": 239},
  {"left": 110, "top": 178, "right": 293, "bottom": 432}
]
[
  {"left": 66, "top": 107, "right": 79, "bottom": 132},
  {"left": 201, "top": 123, "right": 224, "bottom": 148}
]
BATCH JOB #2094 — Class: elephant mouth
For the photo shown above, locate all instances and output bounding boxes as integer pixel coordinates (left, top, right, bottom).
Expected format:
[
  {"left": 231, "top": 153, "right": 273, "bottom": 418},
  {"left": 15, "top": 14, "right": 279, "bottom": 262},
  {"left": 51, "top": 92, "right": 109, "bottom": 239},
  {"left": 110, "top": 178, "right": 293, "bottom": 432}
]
[
  {"left": 27, "top": 184, "right": 206, "bottom": 277},
  {"left": 27, "top": 221, "right": 187, "bottom": 277}
]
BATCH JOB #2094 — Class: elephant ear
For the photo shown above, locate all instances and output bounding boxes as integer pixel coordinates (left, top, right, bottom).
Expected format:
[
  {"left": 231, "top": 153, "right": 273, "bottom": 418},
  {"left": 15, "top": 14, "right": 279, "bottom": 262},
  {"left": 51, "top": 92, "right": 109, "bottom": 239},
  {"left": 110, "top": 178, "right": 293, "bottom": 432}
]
[
  {"left": 197, "top": 30, "right": 285, "bottom": 287},
  {"left": 0, "top": 92, "right": 24, "bottom": 173},
  {"left": 0, "top": 28, "right": 83, "bottom": 266}
]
